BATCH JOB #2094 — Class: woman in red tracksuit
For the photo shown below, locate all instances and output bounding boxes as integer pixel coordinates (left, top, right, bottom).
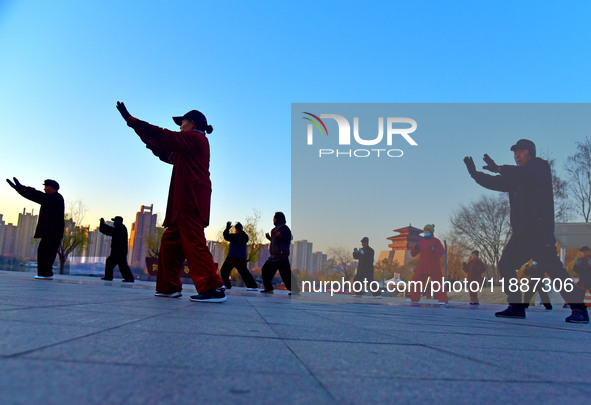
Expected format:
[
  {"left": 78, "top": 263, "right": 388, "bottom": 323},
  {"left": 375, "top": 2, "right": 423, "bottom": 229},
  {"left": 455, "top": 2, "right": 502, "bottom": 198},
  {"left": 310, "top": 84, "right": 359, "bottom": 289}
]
[{"left": 409, "top": 224, "right": 448, "bottom": 304}]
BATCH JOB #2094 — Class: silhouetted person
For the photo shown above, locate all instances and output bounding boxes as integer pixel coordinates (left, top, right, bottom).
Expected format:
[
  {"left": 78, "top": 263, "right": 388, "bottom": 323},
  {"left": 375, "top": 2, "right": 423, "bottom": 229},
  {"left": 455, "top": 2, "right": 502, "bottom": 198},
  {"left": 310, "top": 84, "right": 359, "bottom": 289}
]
[
  {"left": 353, "top": 237, "right": 380, "bottom": 297},
  {"left": 261, "top": 212, "right": 299, "bottom": 295},
  {"left": 220, "top": 221, "right": 258, "bottom": 290},
  {"left": 6, "top": 178, "right": 64, "bottom": 280},
  {"left": 572, "top": 246, "right": 591, "bottom": 301},
  {"left": 463, "top": 250, "right": 486, "bottom": 305},
  {"left": 522, "top": 261, "right": 552, "bottom": 310},
  {"left": 99, "top": 216, "right": 134, "bottom": 282},
  {"left": 464, "top": 139, "right": 588, "bottom": 323},
  {"left": 116, "top": 102, "right": 225, "bottom": 302}
]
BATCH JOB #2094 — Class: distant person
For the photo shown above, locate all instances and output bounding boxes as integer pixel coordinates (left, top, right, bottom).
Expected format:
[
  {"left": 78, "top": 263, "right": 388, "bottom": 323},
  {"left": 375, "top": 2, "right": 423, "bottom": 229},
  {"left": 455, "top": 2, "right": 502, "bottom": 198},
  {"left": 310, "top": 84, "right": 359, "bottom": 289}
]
[
  {"left": 522, "top": 261, "right": 552, "bottom": 310},
  {"left": 220, "top": 221, "right": 258, "bottom": 291},
  {"left": 572, "top": 246, "right": 591, "bottom": 300},
  {"left": 6, "top": 178, "right": 64, "bottom": 280},
  {"left": 99, "top": 216, "right": 134, "bottom": 283},
  {"left": 352, "top": 237, "right": 381, "bottom": 298},
  {"left": 464, "top": 139, "right": 588, "bottom": 323},
  {"left": 116, "top": 102, "right": 225, "bottom": 303},
  {"left": 463, "top": 250, "right": 486, "bottom": 305},
  {"left": 409, "top": 224, "right": 448, "bottom": 305},
  {"left": 261, "top": 212, "right": 299, "bottom": 295}
]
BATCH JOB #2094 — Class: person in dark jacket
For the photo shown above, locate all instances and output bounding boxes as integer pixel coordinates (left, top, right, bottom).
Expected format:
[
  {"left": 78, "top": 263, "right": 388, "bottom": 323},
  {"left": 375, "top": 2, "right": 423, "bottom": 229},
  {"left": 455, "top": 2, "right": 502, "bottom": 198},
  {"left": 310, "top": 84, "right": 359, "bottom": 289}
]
[
  {"left": 464, "top": 139, "right": 588, "bottom": 323},
  {"left": 99, "top": 216, "right": 134, "bottom": 282},
  {"left": 353, "top": 237, "right": 381, "bottom": 297},
  {"left": 463, "top": 250, "right": 486, "bottom": 305},
  {"left": 572, "top": 246, "right": 591, "bottom": 295},
  {"left": 6, "top": 178, "right": 64, "bottom": 279},
  {"left": 220, "top": 221, "right": 258, "bottom": 290},
  {"left": 522, "top": 261, "right": 552, "bottom": 310},
  {"left": 261, "top": 212, "right": 299, "bottom": 295},
  {"left": 116, "top": 102, "right": 225, "bottom": 303}
]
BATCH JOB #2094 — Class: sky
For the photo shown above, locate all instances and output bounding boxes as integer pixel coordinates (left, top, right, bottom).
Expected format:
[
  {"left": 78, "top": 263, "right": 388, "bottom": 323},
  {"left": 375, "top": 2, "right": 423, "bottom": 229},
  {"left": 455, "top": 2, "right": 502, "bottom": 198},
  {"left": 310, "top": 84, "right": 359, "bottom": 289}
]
[{"left": 1, "top": 1, "right": 590, "bottom": 252}]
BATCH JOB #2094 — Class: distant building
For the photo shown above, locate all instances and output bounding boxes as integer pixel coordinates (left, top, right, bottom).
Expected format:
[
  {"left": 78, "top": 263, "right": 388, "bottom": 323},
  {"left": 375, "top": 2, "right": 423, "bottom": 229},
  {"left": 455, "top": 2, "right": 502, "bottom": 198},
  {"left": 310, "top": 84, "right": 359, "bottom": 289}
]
[
  {"left": 291, "top": 240, "right": 313, "bottom": 271},
  {"left": 15, "top": 209, "right": 38, "bottom": 259},
  {"left": 309, "top": 251, "right": 328, "bottom": 272},
  {"left": 385, "top": 225, "right": 423, "bottom": 266},
  {"left": 84, "top": 223, "right": 113, "bottom": 264},
  {"left": 206, "top": 240, "right": 226, "bottom": 267},
  {"left": 129, "top": 205, "right": 158, "bottom": 268}
]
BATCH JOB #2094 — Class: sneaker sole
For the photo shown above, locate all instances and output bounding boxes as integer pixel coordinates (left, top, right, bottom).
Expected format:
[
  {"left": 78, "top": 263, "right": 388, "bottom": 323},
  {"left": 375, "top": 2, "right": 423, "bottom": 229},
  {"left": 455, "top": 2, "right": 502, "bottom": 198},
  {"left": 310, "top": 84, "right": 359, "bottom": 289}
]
[
  {"left": 246, "top": 288, "right": 259, "bottom": 291},
  {"left": 154, "top": 293, "right": 182, "bottom": 298},
  {"left": 495, "top": 314, "right": 525, "bottom": 319},
  {"left": 189, "top": 296, "right": 227, "bottom": 303},
  {"left": 566, "top": 319, "right": 590, "bottom": 324}
]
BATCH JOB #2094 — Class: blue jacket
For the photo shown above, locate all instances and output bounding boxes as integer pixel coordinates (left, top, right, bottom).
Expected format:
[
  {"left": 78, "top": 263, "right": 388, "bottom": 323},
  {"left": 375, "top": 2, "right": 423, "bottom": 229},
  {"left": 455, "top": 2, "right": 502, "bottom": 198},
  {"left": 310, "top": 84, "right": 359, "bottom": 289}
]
[{"left": 223, "top": 228, "right": 248, "bottom": 260}]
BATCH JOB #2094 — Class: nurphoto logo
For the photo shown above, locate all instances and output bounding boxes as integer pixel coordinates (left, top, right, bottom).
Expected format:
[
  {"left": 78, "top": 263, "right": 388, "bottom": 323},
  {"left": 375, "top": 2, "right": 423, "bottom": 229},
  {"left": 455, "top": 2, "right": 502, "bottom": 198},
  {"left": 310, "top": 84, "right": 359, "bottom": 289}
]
[{"left": 303, "top": 111, "right": 419, "bottom": 158}]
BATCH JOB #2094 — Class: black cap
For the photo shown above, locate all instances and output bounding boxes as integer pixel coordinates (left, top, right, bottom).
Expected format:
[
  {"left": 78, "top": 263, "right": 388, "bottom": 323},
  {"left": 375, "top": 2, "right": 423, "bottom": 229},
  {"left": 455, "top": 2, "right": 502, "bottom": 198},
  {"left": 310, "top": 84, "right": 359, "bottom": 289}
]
[
  {"left": 43, "top": 179, "right": 60, "bottom": 190},
  {"left": 510, "top": 139, "right": 536, "bottom": 157},
  {"left": 172, "top": 110, "right": 212, "bottom": 133},
  {"left": 111, "top": 216, "right": 123, "bottom": 223},
  {"left": 361, "top": 237, "right": 369, "bottom": 243},
  {"left": 581, "top": 246, "right": 590, "bottom": 252}
]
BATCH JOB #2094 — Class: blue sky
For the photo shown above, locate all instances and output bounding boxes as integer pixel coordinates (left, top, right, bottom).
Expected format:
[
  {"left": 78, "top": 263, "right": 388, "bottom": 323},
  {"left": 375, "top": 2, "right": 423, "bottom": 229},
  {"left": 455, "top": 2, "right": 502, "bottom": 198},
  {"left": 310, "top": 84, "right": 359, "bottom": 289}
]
[{"left": 1, "top": 1, "right": 590, "bottom": 249}]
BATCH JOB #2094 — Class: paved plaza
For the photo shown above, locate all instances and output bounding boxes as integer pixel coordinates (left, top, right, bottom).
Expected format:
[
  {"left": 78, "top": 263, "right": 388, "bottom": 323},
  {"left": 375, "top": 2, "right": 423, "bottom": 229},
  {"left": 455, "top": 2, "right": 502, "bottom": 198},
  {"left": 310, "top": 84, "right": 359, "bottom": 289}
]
[{"left": 0, "top": 270, "right": 590, "bottom": 404}]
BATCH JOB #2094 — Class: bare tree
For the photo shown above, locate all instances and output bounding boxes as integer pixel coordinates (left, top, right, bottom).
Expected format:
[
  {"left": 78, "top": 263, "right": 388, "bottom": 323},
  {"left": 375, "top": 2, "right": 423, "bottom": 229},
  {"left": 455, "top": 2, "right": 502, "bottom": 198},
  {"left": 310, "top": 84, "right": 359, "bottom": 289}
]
[
  {"left": 57, "top": 201, "right": 89, "bottom": 274},
  {"left": 449, "top": 194, "right": 512, "bottom": 280},
  {"left": 541, "top": 153, "right": 572, "bottom": 222},
  {"left": 325, "top": 246, "right": 357, "bottom": 281},
  {"left": 564, "top": 137, "right": 591, "bottom": 222}
]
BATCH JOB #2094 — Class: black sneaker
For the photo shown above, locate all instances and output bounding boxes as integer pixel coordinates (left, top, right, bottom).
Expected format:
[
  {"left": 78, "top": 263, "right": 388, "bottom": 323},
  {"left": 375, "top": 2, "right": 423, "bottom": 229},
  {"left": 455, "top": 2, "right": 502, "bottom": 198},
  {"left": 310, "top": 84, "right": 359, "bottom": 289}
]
[
  {"left": 565, "top": 309, "right": 589, "bottom": 324},
  {"left": 495, "top": 305, "right": 525, "bottom": 319},
  {"left": 122, "top": 279, "right": 134, "bottom": 283},
  {"left": 101, "top": 277, "right": 113, "bottom": 281},
  {"left": 189, "top": 287, "right": 227, "bottom": 303},
  {"left": 544, "top": 304, "right": 553, "bottom": 310},
  {"left": 260, "top": 289, "right": 274, "bottom": 294}
]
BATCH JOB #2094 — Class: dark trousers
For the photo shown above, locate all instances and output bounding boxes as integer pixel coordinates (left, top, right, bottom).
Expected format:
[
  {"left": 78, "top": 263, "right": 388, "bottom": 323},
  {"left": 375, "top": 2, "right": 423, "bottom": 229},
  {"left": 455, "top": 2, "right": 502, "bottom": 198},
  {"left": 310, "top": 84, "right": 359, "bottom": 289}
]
[
  {"left": 104, "top": 253, "right": 134, "bottom": 281},
  {"left": 498, "top": 233, "right": 584, "bottom": 309},
  {"left": 220, "top": 258, "right": 258, "bottom": 289},
  {"left": 262, "top": 259, "right": 299, "bottom": 293},
  {"left": 354, "top": 270, "right": 381, "bottom": 296},
  {"left": 523, "top": 282, "right": 552, "bottom": 308},
  {"left": 37, "top": 237, "right": 61, "bottom": 277}
]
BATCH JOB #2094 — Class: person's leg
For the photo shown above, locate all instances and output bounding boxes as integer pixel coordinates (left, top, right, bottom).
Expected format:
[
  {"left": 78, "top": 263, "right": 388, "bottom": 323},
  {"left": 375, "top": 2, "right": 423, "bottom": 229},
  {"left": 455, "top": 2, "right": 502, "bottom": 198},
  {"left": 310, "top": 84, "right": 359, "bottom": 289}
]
[
  {"left": 104, "top": 255, "right": 116, "bottom": 280},
  {"left": 537, "top": 288, "right": 552, "bottom": 309},
  {"left": 219, "top": 259, "right": 234, "bottom": 289},
  {"left": 235, "top": 260, "right": 258, "bottom": 289},
  {"left": 277, "top": 260, "right": 298, "bottom": 293},
  {"left": 37, "top": 237, "right": 59, "bottom": 277},
  {"left": 117, "top": 255, "right": 134, "bottom": 281},
  {"left": 156, "top": 227, "right": 184, "bottom": 294},
  {"left": 468, "top": 276, "right": 480, "bottom": 303},
  {"left": 498, "top": 235, "right": 533, "bottom": 305},
  {"left": 523, "top": 286, "right": 535, "bottom": 308},
  {"left": 261, "top": 260, "right": 277, "bottom": 291},
  {"left": 409, "top": 270, "right": 428, "bottom": 302},
  {"left": 178, "top": 216, "right": 223, "bottom": 294}
]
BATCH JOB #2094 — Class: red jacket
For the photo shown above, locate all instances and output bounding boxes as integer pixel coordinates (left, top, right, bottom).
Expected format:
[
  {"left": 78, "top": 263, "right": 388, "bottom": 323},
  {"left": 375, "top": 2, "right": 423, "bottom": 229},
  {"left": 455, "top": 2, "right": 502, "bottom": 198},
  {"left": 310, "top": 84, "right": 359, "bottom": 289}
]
[
  {"left": 411, "top": 236, "right": 445, "bottom": 275},
  {"left": 464, "top": 258, "right": 485, "bottom": 279},
  {"left": 128, "top": 117, "right": 212, "bottom": 228}
]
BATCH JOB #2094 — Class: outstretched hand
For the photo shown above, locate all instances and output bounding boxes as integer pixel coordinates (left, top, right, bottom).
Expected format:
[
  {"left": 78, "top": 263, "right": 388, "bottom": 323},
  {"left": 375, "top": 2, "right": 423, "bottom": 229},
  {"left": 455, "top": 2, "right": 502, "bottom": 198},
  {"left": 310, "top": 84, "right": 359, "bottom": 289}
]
[
  {"left": 6, "top": 177, "right": 22, "bottom": 190},
  {"left": 226, "top": 221, "right": 232, "bottom": 229},
  {"left": 116, "top": 101, "right": 131, "bottom": 121},
  {"left": 482, "top": 154, "right": 499, "bottom": 173},
  {"left": 463, "top": 156, "right": 477, "bottom": 176}
]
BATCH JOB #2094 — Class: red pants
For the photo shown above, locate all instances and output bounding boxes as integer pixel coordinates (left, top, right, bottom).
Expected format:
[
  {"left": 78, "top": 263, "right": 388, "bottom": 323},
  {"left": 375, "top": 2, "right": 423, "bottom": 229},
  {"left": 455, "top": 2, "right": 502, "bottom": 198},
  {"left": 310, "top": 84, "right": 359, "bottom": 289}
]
[
  {"left": 156, "top": 216, "right": 222, "bottom": 294},
  {"left": 410, "top": 268, "right": 448, "bottom": 303}
]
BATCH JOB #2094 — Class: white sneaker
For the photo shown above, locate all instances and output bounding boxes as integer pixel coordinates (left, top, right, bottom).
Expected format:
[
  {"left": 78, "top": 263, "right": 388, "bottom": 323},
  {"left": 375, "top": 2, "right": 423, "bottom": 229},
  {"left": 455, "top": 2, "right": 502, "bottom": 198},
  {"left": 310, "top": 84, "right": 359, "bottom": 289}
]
[
  {"left": 34, "top": 275, "right": 53, "bottom": 280},
  {"left": 246, "top": 287, "right": 259, "bottom": 291},
  {"left": 154, "top": 291, "right": 182, "bottom": 298},
  {"left": 438, "top": 302, "right": 448, "bottom": 306}
]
